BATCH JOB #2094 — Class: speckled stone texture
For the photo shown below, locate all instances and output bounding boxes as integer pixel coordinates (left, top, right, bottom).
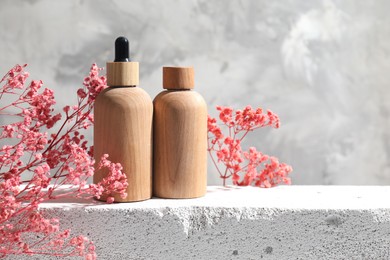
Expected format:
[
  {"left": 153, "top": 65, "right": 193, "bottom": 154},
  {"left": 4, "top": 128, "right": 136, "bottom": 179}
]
[{"left": 9, "top": 186, "right": 390, "bottom": 259}]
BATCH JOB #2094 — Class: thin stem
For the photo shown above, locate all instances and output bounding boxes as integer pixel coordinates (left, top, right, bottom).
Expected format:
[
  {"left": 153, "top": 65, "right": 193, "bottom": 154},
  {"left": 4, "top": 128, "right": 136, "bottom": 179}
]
[{"left": 207, "top": 143, "right": 224, "bottom": 178}]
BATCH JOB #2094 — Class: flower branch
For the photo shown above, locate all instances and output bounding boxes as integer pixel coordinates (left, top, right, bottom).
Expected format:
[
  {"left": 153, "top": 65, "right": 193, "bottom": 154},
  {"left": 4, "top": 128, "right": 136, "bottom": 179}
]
[
  {"left": 0, "top": 64, "right": 127, "bottom": 259},
  {"left": 208, "top": 105, "right": 292, "bottom": 187}
]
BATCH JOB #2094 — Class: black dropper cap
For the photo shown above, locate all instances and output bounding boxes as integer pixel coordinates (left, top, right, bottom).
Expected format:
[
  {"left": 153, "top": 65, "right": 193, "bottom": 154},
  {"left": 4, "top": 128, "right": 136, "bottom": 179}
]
[
  {"left": 106, "top": 36, "right": 138, "bottom": 87},
  {"left": 114, "top": 36, "right": 130, "bottom": 62}
]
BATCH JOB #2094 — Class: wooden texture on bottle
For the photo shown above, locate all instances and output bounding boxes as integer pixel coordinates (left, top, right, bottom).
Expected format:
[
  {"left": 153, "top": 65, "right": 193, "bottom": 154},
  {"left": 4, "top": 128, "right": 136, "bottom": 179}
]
[
  {"left": 93, "top": 87, "right": 153, "bottom": 202},
  {"left": 106, "top": 62, "right": 139, "bottom": 86},
  {"left": 153, "top": 90, "right": 207, "bottom": 198},
  {"left": 163, "top": 67, "right": 194, "bottom": 89}
]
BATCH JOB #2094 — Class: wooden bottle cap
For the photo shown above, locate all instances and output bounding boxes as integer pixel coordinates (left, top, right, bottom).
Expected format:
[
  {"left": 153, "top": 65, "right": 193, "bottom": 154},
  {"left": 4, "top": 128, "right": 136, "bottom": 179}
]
[
  {"left": 163, "top": 67, "right": 194, "bottom": 90},
  {"left": 107, "top": 62, "right": 139, "bottom": 86}
]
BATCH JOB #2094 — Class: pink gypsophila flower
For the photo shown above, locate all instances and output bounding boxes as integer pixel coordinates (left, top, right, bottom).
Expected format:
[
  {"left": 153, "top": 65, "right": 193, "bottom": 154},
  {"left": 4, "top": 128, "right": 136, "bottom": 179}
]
[
  {"left": 208, "top": 105, "right": 292, "bottom": 187},
  {"left": 0, "top": 63, "right": 123, "bottom": 259}
]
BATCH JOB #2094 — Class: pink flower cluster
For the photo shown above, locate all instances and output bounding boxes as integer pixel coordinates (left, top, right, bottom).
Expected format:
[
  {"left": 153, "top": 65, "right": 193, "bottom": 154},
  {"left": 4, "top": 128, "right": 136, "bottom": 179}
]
[
  {"left": 0, "top": 64, "right": 128, "bottom": 259},
  {"left": 208, "top": 105, "right": 292, "bottom": 187},
  {"left": 89, "top": 154, "right": 128, "bottom": 203}
]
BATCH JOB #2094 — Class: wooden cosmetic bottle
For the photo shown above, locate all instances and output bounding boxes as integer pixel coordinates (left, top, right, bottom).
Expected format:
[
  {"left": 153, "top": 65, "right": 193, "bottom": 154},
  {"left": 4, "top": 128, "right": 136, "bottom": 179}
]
[
  {"left": 93, "top": 37, "right": 153, "bottom": 202},
  {"left": 153, "top": 67, "right": 207, "bottom": 198}
]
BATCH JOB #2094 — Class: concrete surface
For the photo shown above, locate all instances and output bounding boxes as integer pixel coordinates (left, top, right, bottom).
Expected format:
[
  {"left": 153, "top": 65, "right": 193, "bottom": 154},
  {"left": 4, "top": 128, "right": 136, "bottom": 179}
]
[{"left": 9, "top": 186, "right": 390, "bottom": 259}]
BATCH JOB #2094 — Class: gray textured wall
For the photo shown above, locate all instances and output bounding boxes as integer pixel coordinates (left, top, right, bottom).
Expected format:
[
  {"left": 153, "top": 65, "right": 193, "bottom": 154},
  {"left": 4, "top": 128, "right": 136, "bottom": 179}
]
[{"left": 1, "top": 0, "right": 389, "bottom": 185}]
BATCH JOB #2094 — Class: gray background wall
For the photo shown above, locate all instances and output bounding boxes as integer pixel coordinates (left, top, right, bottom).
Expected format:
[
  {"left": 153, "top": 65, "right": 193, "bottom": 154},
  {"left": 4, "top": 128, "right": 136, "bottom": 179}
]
[{"left": 1, "top": 0, "right": 389, "bottom": 185}]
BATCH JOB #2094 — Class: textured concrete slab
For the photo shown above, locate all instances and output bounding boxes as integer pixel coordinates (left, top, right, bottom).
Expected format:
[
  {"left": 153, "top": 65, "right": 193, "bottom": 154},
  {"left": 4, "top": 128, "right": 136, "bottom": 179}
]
[{"left": 10, "top": 186, "right": 390, "bottom": 259}]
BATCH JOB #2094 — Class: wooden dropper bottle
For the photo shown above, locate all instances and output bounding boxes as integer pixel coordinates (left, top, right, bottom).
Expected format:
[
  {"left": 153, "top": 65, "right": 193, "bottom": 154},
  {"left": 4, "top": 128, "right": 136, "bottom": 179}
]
[
  {"left": 153, "top": 67, "right": 207, "bottom": 198},
  {"left": 93, "top": 37, "right": 153, "bottom": 202}
]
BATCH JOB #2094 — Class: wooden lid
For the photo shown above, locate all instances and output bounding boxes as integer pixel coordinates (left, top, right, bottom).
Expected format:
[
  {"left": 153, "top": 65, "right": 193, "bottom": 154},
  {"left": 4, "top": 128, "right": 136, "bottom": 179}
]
[
  {"left": 107, "top": 62, "right": 139, "bottom": 86},
  {"left": 163, "top": 67, "right": 194, "bottom": 90}
]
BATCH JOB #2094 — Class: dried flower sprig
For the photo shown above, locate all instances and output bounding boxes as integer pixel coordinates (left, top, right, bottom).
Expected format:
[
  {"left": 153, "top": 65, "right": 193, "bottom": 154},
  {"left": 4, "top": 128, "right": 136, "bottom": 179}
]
[
  {"left": 0, "top": 64, "right": 127, "bottom": 259},
  {"left": 208, "top": 105, "right": 292, "bottom": 187}
]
